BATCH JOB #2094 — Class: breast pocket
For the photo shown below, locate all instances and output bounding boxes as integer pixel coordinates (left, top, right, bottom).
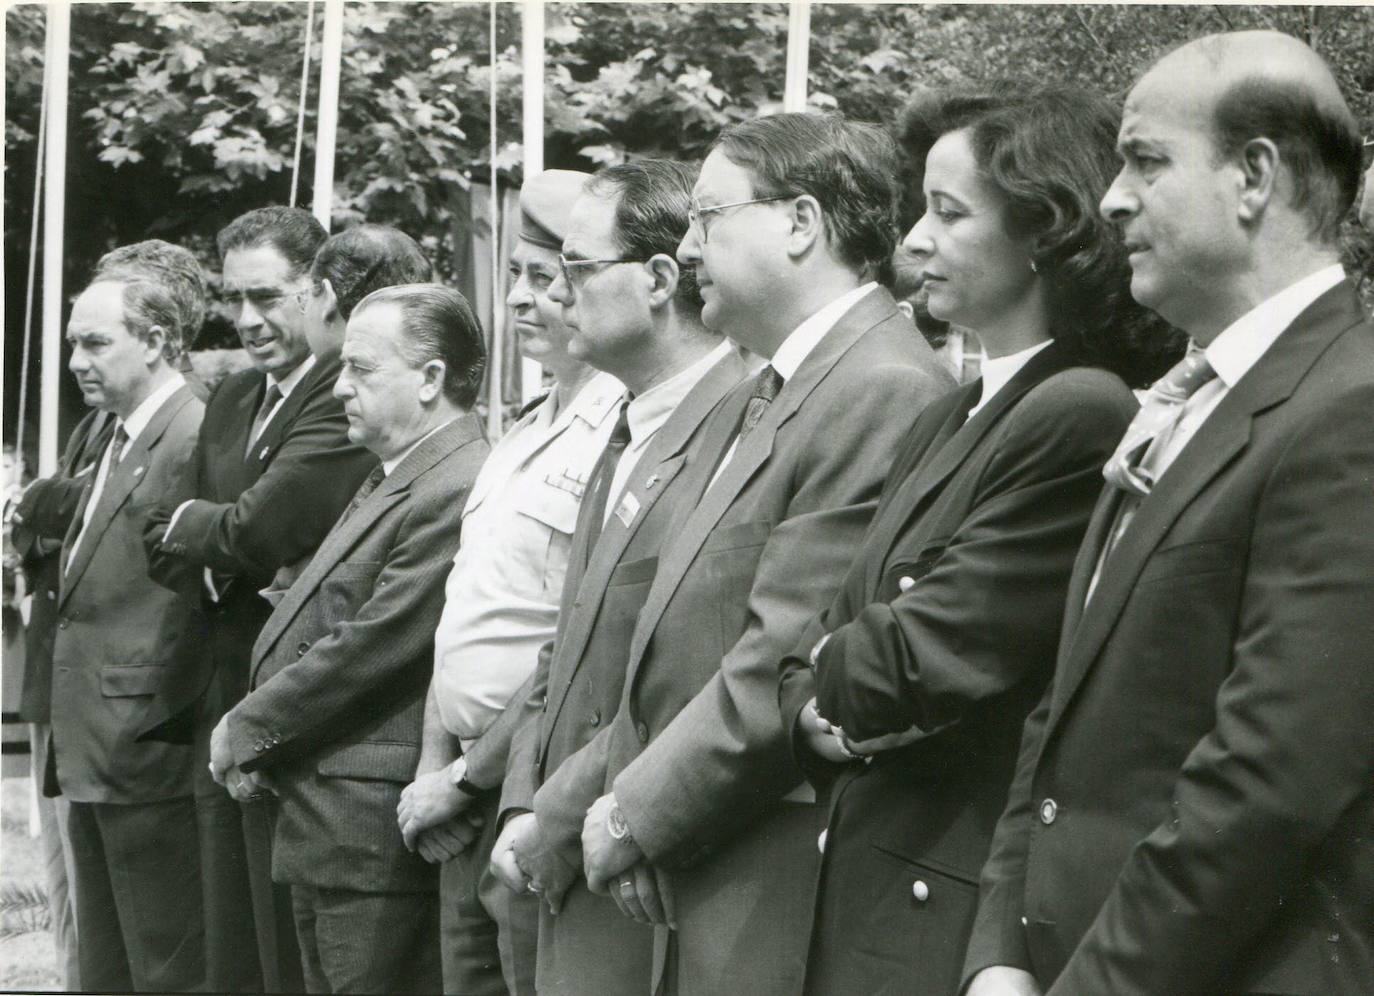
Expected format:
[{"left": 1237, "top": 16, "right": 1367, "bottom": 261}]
[
  {"left": 1136, "top": 537, "right": 1244, "bottom": 586},
  {"left": 701, "top": 520, "right": 774, "bottom": 649},
  {"left": 512, "top": 479, "right": 583, "bottom": 599},
  {"left": 318, "top": 560, "right": 383, "bottom": 622}
]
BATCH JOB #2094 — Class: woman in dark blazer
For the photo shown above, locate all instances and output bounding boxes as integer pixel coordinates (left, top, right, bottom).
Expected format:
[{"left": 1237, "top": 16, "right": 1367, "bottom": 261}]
[{"left": 777, "top": 84, "right": 1182, "bottom": 996}]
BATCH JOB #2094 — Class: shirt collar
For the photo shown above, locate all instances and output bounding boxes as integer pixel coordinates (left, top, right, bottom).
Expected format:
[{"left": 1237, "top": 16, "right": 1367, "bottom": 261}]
[
  {"left": 381, "top": 416, "right": 458, "bottom": 476},
  {"left": 119, "top": 373, "right": 186, "bottom": 446},
  {"left": 1205, "top": 263, "right": 1345, "bottom": 388},
  {"left": 267, "top": 353, "right": 317, "bottom": 399},
  {"left": 541, "top": 370, "right": 625, "bottom": 432},
  {"left": 971, "top": 339, "right": 1054, "bottom": 416},
  {"left": 625, "top": 339, "right": 733, "bottom": 446},
  {"left": 769, "top": 283, "right": 878, "bottom": 381}
]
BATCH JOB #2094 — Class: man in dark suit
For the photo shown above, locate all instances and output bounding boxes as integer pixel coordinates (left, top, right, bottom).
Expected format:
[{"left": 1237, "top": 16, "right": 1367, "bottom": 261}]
[
  {"left": 11, "top": 239, "right": 209, "bottom": 989},
  {"left": 566, "top": 114, "right": 950, "bottom": 996},
  {"left": 964, "top": 32, "right": 1374, "bottom": 996},
  {"left": 464, "top": 160, "right": 748, "bottom": 996},
  {"left": 207, "top": 284, "right": 489, "bottom": 993},
  {"left": 144, "top": 207, "right": 376, "bottom": 993},
  {"left": 50, "top": 264, "right": 206, "bottom": 991}
]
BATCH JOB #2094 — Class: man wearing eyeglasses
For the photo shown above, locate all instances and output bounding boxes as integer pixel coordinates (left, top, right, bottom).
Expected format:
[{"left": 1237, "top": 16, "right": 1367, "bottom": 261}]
[
  {"left": 570, "top": 114, "right": 952, "bottom": 996},
  {"left": 142, "top": 206, "right": 377, "bottom": 994}
]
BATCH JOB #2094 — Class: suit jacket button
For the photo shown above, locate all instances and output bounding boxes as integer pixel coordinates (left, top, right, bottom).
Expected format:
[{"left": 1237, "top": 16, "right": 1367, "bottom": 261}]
[
  {"left": 46, "top": 589, "right": 56, "bottom": 600},
  {"left": 589, "top": 709, "right": 601, "bottom": 727},
  {"left": 253, "top": 740, "right": 265, "bottom": 752},
  {"left": 912, "top": 880, "right": 929, "bottom": 902},
  {"left": 57, "top": 617, "right": 69, "bottom": 629},
  {"left": 636, "top": 722, "right": 649, "bottom": 743},
  {"left": 898, "top": 576, "right": 915, "bottom": 592},
  {"left": 1039, "top": 798, "right": 1058, "bottom": 825},
  {"left": 296, "top": 642, "right": 310, "bottom": 657},
  {"left": 817, "top": 829, "right": 827, "bottom": 854}
]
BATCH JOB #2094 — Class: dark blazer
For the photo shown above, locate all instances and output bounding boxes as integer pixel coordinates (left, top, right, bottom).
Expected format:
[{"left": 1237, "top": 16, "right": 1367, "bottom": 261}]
[
  {"left": 143, "top": 357, "right": 376, "bottom": 740},
  {"left": 226, "top": 414, "right": 489, "bottom": 894},
  {"left": 777, "top": 343, "right": 1136, "bottom": 996},
  {"left": 512, "top": 349, "right": 749, "bottom": 996},
  {"left": 965, "top": 281, "right": 1374, "bottom": 994},
  {"left": 602, "top": 288, "right": 953, "bottom": 996},
  {"left": 50, "top": 385, "right": 204, "bottom": 803},
  {"left": 13, "top": 409, "right": 113, "bottom": 722}
]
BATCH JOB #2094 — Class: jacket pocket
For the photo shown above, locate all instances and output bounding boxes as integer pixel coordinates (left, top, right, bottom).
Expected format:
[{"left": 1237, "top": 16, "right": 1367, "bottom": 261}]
[
  {"left": 316, "top": 740, "right": 417, "bottom": 782},
  {"left": 100, "top": 663, "right": 167, "bottom": 698},
  {"left": 1137, "top": 536, "right": 1243, "bottom": 586}
]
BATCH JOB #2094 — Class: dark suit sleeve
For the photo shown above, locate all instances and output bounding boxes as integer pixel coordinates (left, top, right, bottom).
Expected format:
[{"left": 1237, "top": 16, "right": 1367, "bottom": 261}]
[
  {"left": 226, "top": 482, "right": 464, "bottom": 771},
  {"left": 12, "top": 411, "right": 109, "bottom": 549},
  {"left": 814, "top": 374, "right": 1135, "bottom": 741},
  {"left": 162, "top": 371, "right": 375, "bottom": 578},
  {"left": 1046, "top": 388, "right": 1374, "bottom": 994},
  {"left": 613, "top": 360, "right": 942, "bottom": 867}
]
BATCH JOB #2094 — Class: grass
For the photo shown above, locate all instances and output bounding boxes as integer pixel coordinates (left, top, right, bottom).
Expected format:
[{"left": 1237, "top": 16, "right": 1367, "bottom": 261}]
[{"left": 0, "top": 777, "right": 62, "bottom": 991}]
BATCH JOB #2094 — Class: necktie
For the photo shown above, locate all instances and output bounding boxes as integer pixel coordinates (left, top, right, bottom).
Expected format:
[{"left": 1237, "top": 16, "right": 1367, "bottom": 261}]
[
  {"left": 739, "top": 365, "right": 784, "bottom": 440},
  {"left": 340, "top": 465, "right": 386, "bottom": 524},
  {"left": 580, "top": 401, "right": 633, "bottom": 551},
  {"left": 245, "top": 383, "right": 282, "bottom": 458},
  {"left": 107, "top": 423, "right": 130, "bottom": 474},
  {"left": 1102, "top": 345, "right": 1217, "bottom": 498}
]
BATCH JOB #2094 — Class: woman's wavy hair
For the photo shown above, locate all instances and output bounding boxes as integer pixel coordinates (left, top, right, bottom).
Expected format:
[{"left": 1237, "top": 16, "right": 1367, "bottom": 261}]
[{"left": 898, "top": 84, "right": 1185, "bottom": 387}]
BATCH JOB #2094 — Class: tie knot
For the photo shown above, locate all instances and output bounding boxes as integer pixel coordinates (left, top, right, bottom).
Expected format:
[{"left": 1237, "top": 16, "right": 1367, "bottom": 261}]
[
  {"left": 752, "top": 365, "right": 784, "bottom": 404},
  {"left": 1156, "top": 345, "right": 1217, "bottom": 402}
]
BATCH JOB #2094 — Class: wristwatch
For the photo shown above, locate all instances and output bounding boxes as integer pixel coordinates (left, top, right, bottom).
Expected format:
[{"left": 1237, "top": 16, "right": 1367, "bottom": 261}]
[
  {"left": 606, "top": 802, "right": 634, "bottom": 843},
  {"left": 448, "top": 756, "right": 483, "bottom": 798}
]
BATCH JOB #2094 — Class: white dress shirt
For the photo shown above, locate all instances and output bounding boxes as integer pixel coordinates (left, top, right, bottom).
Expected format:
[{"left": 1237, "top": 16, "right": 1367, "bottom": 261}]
[
  {"left": 66, "top": 373, "right": 186, "bottom": 572},
  {"left": 965, "top": 339, "right": 1053, "bottom": 421},
  {"left": 1088, "top": 262, "right": 1346, "bottom": 602},
  {"left": 709, "top": 283, "right": 878, "bottom": 488},
  {"left": 432, "top": 371, "right": 625, "bottom": 746}
]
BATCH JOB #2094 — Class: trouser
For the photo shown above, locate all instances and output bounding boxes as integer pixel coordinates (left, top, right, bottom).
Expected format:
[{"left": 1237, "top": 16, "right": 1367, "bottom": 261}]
[
  {"left": 243, "top": 793, "right": 305, "bottom": 993},
  {"left": 440, "top": 791, "right": 539, "bottom": 996},
  {"left": 66, "top": 796, "right": 204, "bottom": 993},
  {"left": 291, "top": 884, "right": 441, "bottom": 994},
  {"left": 30, "top": 724, "right": 80, "bottom": 990}
]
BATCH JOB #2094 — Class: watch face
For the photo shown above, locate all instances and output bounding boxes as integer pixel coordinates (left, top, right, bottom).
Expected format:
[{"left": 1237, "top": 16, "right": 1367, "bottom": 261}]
[{"left": 608, "top": 805, "right": 631, "bottom": 841}]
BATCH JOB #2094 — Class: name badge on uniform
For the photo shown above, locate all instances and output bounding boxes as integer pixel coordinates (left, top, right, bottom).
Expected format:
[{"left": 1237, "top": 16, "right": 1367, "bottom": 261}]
[{"left": 614, "top": 491, "right": 640, "bottom": 527}]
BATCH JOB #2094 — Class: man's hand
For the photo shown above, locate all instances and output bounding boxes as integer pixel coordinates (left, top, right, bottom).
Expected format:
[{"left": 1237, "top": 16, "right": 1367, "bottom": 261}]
[
  {"left": 224, "top": 765, "right": 277, "bottom": 803},
  {"left": 490, "top": 812, "right": 540, "bottom": 894},
  {"left": 799, "top": 697, "right": 856, "bottom": 764},
  {"left": 209, "top": 715, "right": 236, "bottom": 786},
  {"left": 607, "top": 860, "right": 673, "bottom": 927},
  {"left": 510, "top": 818, "right": 579, "bottom": 916},
  {"left": 398, "top": 766, "right": 475, "bottom": 851},
  {"left": 582, "top": 792, "right": 643, "bottom": 895},
  {"left": 841, "top": 725, "right": 924, "bottom": 756},
  {"left": 965, "top": 966, "right": 1043, "bottom": 996},
  {"left": 414, "top": 813, "right": 484, "bottom": 865}
]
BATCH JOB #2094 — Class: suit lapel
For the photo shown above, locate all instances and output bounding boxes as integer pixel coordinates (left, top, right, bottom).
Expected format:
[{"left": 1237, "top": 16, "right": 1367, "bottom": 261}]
[
  {"left": 624, "top": 289, "right": 899, "bottom": 675},
  {"left": 541, "top": 351, "right": 748, "bottom": 745},
  {"left": 864, "top": 344, "right": 1073, "bottom": 590},
  {"left": 246, "top": 356, "right": 337, "bottom": 466},
  {"left": 1048, "top": 282, "right": 1366, "bottom": 729},
  {"left": 250, "top": 413, "right": 483, "bottom": 672},
  {"left": 60, "top": 387, "right": 194, "bottom": 603}
]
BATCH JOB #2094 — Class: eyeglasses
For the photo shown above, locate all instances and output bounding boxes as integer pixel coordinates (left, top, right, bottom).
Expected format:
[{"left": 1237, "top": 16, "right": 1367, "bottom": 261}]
[
  {"left": 222, "top": 285, "right": 310, "bottom": 316},
  {"left": 557, "top": 255, "right": 649, "bottom": 289},
  {"left": 687, "top": 195, "right": 793, "bottom": 243}
]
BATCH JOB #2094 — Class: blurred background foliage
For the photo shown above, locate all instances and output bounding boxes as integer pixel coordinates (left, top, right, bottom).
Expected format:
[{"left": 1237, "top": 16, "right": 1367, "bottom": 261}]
[{"left": 6, "top": 2, "right": 1374, "bottom": 435}]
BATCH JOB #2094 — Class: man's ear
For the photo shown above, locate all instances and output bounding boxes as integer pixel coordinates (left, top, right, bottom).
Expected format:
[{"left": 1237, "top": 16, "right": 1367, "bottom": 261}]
[
  {"left": 419, "top": 359, "right": 447, "bottom": 404},
  {"left": 1236, "top": 137, "right": 1280, "bottom": 224},
  {"left": 786, "top": 194, "right": 824, "bottom": 258},
  {"left": 143, "top": 325, "right": 168, "bottom": 365},
  {"left": 645, "top": 254, "right": 679, "bottom": 309},
  {"left": 320, "top": 278, "right": 341, "bottom": 323}
]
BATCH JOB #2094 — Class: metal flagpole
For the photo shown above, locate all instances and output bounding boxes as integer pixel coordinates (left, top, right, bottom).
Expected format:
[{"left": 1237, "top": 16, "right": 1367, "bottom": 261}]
[
  {"left": 783, "top": 0, "right": 811, "bottom": 114},
  {"left": 39, "top": 0, "right": 71, "bottom": 476},
  {"left": 486, "top": 1, "right": 504, "bottom": 439},
  {"left": 290, "top": 0, "right": 316, "bottom": 209},
  {"left": 17, "top": 42, "right": 50, "bottom": 466},
  {"left": 520, "top": 0, "right": 545, "bottom": 404},
  {"left": 311, "top": 0, "right": 344, "bottom": 230}
]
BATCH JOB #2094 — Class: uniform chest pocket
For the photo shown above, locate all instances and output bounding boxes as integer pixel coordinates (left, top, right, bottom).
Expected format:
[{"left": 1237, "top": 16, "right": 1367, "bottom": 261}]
[{"left": 512, "top": 480, "right": 583, "bottom": 598}]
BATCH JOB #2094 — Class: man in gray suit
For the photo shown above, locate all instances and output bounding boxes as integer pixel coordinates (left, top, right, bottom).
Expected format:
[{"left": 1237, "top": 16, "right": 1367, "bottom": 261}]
[
  {"left": 576, "top": 114, "right": 951, "bottom": 995},
  {"left": 209, "top": 284, "right": 490, "bottom": 993},
  {"left": 51, "top": 260, "right": 207, "bottom": 991}
]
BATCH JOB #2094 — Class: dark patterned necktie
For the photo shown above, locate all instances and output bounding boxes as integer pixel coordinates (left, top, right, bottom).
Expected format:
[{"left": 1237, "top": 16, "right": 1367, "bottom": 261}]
[
  {"left": 340, "top": 465, "right": 386, "bottom": 524},
  {"left": 245, "top": 383, "right": 282, "bottom": 458},
  {"left": 580, "top": 401, "right": 633, "bottom": 551},
  {"left": 106, "top": 424, "right": 130, "bottom": 474},
  {"left": 739, "top": 365, "right": 784, "bottom": 439}
]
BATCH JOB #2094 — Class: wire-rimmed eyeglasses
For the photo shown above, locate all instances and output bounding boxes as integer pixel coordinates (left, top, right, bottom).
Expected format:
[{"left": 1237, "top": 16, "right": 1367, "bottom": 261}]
[
  {"left": 557, "top": 255, "right": 649, "bottom": 288},
  {"left": 687, "top": 195, "right": 792, "bottom": 243}
]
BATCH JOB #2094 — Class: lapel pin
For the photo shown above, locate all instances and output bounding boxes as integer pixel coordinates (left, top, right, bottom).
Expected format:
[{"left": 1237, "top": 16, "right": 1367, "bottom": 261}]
[
  {"left": 644, "top": 474, "right": 659, "bottom": 489},
  {"left": 133, "top": 466, "right": 145, "bottom": 477},
  {"left": 260, "top": 446, "right": 270, "bottom": 460}
]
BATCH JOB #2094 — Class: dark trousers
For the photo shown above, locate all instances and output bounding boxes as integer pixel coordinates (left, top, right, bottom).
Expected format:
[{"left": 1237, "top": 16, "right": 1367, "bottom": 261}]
[
  {"left": 67, "top": 796, "right": 204, "bottom": 993},
  {"left": 291, "top": 884, "right": 441, "bottom": 994},
  {"left": 243, "top": 794, "right": 306, "bottom": 993},
  {"left": 440, "top": 792, "right": 539, "bottom": 996}
]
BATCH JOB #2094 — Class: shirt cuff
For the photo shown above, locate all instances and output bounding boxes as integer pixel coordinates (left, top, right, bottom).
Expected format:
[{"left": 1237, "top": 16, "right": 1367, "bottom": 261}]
[{"left": 162, "top": 499, "right": 196, "bottom": 545}]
